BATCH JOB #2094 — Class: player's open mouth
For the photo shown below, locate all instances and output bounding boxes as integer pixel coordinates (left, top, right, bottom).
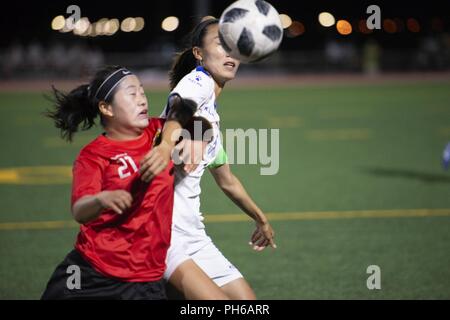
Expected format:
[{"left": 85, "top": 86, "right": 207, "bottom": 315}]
[
  {"left": 138, "top": 109, "right": 148, "bottom": 118},
  {"left": 224, "top": 62, "right": 236, "bottom": 68}
]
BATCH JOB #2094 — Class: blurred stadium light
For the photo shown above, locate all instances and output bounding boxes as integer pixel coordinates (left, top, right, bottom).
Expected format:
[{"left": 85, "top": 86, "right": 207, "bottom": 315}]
[
  {"left": 279, "top": 14, "right": 293, "bottom": 29},
  {"left": 318, "top": 12, "right": 335, "bottom": 27}
]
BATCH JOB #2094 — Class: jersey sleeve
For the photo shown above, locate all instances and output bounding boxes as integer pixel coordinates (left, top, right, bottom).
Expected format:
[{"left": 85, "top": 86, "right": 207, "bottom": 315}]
[
  {"left": 208, "top": 144, "right": 228, "bottom": 169},
  {"left": 146, "top": 117, "right": 165, "bottom": 147},
  {"left": 71, "top": 151, "right": 105, "bottom": 206}
]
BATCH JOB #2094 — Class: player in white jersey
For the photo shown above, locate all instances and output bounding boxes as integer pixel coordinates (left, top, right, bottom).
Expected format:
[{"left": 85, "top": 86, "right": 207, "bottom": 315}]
[{"left": 161, "top": 18, "right": 276, "bottom": 300}]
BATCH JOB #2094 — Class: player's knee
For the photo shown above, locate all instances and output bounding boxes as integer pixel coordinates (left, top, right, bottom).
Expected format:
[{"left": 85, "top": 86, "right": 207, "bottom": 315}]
[{"left": 221, "top": 278, "right": 256, "bottom": 300}]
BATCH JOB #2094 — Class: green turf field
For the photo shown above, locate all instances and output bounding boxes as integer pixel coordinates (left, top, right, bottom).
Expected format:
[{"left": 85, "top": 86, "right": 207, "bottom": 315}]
[{"left": 1, "top": 81, "right": 449, "bottom": 299}]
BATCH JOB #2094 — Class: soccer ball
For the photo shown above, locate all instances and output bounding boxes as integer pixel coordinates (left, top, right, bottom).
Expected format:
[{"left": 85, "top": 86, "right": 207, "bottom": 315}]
[{"left": 218, "top": 0, "right": 283, "bottom": 63}]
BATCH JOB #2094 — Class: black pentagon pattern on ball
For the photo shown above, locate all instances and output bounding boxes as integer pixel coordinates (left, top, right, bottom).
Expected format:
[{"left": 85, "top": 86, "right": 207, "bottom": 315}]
[
  {"left": 262, "top": 25, "right": 282, "bottom": 42},
  {"left": 218, "top": 31, "right": 232, "bottom": 53},
  {"left": 222, "top": 8, "right": 249, "bottom": 23},
  {"left": 255, "top": 0, "right": 270, "bottom": 16},
  {"left": 237, "top": 28, "right": 255, "bottom": 57}
]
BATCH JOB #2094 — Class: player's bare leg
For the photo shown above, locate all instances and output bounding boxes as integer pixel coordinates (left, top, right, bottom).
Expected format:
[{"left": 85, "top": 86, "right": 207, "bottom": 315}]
[
  {"left": 169, "top": 259, "right": 229, "bottom": 300},
  {"left": 220, "top": 277, "right": 256, "bottom": 300}
]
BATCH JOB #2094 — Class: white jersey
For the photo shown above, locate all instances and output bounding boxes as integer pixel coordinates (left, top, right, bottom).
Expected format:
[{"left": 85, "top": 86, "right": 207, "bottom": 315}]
[{"left": 161, "top": 66, "right": 222, "bottom": 242}]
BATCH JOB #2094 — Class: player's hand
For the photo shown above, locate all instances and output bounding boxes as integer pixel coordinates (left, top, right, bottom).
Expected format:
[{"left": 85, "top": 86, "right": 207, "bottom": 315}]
[
  {"left": 249, "top": 221, "right": 277, "bottom": 251},
  {"left": 173, "top": 139, "right": 208, "bottom": 173},
  {"left": 139, "top": 140, "right": 172, "bottom": 182},
  {"left": 96, "top": 190, "right": 133, "bottom": 214}
]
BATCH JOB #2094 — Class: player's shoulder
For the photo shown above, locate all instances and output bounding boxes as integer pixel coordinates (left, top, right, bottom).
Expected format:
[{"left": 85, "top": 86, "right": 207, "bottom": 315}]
[
  {"left": 175, "top": 66, "right": 214, "bottom": 92},
  {"left": 77, "top": 135, "right": 109, "bottom": 161}
]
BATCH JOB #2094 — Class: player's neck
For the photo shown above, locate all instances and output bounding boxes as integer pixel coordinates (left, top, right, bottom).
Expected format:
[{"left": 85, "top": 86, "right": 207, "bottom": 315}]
[
  {"left": 214, "top": 81, "right": 224, "bottom": 99},
  {"left": 104, "top": 126, "right": 143, "bottom": 141}
]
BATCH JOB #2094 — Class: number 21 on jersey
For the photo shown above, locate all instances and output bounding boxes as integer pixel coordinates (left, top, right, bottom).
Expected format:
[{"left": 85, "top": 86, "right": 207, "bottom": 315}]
[{"left": 111, "top": 153, "right": 138, "bottom": 179}]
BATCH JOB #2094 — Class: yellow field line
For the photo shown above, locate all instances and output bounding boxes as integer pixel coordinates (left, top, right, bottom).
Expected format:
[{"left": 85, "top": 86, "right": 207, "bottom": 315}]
[
  {"left": 305, "top": 128, "right": 371, "bottom": 141},
  {"left": 0, "top": 209, "right": 449, "bottom": 231},
  {"left": 205, "top": 208, "right": 450, "bottom": 222},
  {"left": 0, "top": 220, "right": 78, "bottom": 230}
]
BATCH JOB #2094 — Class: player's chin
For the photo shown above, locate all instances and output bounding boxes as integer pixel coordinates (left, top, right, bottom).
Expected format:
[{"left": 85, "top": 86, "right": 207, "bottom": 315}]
[
  {"left": 135, "top": 117, "right": 149, "bottom": 128},
  {"left": 222, "top": 69, "right": 238, "bottom": 81}
]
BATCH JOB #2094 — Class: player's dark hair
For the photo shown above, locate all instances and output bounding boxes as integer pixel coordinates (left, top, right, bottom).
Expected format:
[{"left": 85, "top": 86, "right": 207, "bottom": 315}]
[
  {"left": 165, "top": 94, "right": 212, "bottom": 141},
  {"left": 45, "top": 65, "right": 124, "bottom": 142},
  {"left": 169, "top": 18, "right": 219, "bottom": 89},
  {"left": 166, "top": 94, "right": 197, "bottom": 128}
]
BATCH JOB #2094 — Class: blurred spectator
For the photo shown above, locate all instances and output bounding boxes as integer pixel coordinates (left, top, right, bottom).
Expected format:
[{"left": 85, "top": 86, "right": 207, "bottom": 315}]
[
  {"left": 2, "top": 42, "right": 24, "bottom": 78},
  {"left": 26, "top": 40, "right": 45, "bottom": 73},
  {"left": 84, "top": 48, "right": 105, "bottom": 75},
  {"left": 47, "top": 42, "right": 68, "bottom": 75},
  {"left": 362, "top": 39, "right": 381, "bottom": 76},
  {"left": 416, "top": 34, "right": 446, "bottom": 70},
  {"left": 325, "top": 39, "right": 358, "bottom": 71}
]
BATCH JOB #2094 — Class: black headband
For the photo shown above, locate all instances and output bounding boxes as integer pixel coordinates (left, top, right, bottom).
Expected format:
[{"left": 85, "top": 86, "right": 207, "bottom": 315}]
[{"left": 94, "top": 68, "right": 134, "bottom": 101}]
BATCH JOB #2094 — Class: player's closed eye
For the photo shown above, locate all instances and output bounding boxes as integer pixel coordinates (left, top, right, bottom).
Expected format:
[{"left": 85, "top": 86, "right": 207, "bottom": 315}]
[{"left": 126, "top": 88, "right": 136, "bottom": 95}]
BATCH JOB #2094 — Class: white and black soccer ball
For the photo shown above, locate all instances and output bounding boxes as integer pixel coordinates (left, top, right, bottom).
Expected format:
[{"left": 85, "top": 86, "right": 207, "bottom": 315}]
[{"left": 218, "top": 0, "right": 283, "bottom": 63}]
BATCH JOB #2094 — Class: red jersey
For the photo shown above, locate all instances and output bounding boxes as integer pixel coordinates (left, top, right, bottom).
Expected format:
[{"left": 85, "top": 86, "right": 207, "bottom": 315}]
[{"left": 71, "top": 118, "right": 174, "bottom": 282}]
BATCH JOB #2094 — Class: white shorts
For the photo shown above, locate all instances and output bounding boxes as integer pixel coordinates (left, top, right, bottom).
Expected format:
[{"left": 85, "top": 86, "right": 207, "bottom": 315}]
[{"left": 164, "top": 233, "right": 243, "bottom": 287}]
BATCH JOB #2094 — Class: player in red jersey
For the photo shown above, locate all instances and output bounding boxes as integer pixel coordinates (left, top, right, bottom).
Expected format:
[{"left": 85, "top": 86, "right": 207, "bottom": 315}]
[{"left": 41, "top": 65, "right": 205, "bottom": 299}]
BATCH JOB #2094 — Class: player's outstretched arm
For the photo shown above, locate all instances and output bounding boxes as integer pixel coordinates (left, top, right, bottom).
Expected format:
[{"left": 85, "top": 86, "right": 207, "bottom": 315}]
[{"left": 209, "top": 164, "right": 276, "bottom": 251}]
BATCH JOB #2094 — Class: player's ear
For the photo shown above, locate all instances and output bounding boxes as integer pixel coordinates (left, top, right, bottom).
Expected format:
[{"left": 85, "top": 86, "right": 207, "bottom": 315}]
[
  {"left": 98, "top": 101, "right": 114, "bottom": 117},
  {"left": 192, "top": 47, "right": 203, "bottom": 62}
]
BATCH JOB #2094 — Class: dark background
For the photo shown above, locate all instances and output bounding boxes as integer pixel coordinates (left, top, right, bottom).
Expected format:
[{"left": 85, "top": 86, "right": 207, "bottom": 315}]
[
  {"left": 1, "top": 1, "right": 448, "bottom": 51},
  {"left": 1, "top": 0, "right": 449, "bottom": 77}
]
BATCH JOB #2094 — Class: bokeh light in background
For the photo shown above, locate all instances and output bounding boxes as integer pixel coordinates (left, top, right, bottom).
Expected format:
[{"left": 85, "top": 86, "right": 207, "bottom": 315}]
[
  {"left": 104, "top": 19, "right": 119, "bottom": 36},
  {"left": 52, "top": 16, "right": 146, "bottom": 36},
  {"left": 336, "top": 20, "right": 352, "bottom": 35},
  {"left": 42, "top": 2, "right": 448, "bottom": 47},
  {"left": 279, "top": 14, "right": 292, "bottom": 29},
  {"left": 121, "top": 18, "right": 136, "bottom": 32},
  {"left": 134, "top": 17, "right": 145, "bottom": 32},
  {"left": 318, "top": 12, "right": 335, "bottom": 27},
  {"left": 358, "top": 19, "right": 373, "bottom": 34},
  {"left": 161, "top": 16, "right": 179, "bottom": 32},
  {"left": 73, "top": 18, "right": 90, "bottom": 36},
  {"left": 406, "top": 18, "right": 421, "bottom": 33},
  {"left": 383, "top": 19, "right": 397, "bottom": 34},
  {"left": 51, "top": 15, "right": 65, "bottom": 31},
  {"left": 286, "top": 21, "right": 305, "bottom": 38}
]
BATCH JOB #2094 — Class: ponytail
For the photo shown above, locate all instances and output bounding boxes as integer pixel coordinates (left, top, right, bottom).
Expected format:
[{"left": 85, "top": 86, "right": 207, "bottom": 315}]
[
  {"left": 168, "top": 18, "right": 219, "bottom": 89},
  {"left": 45, "top": 84, "right": 98, "bottom": 142},
  {"left": 169, "top": 49, "right": 197, "bottom": 90},
  {"left": 45, "top": 65, "right": 127, "bottom": 142}
]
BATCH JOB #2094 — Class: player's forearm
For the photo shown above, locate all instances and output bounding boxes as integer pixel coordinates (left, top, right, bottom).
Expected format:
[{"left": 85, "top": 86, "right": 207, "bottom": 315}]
[
  {"left": 222, "top": 175, "right": 268, "bottom": 225},
  {"left": 160, "top": 120, "right": 183, "bottom": 148},
  {"left": 72, "top": 195, "right": 103, "bottom": 224}
]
